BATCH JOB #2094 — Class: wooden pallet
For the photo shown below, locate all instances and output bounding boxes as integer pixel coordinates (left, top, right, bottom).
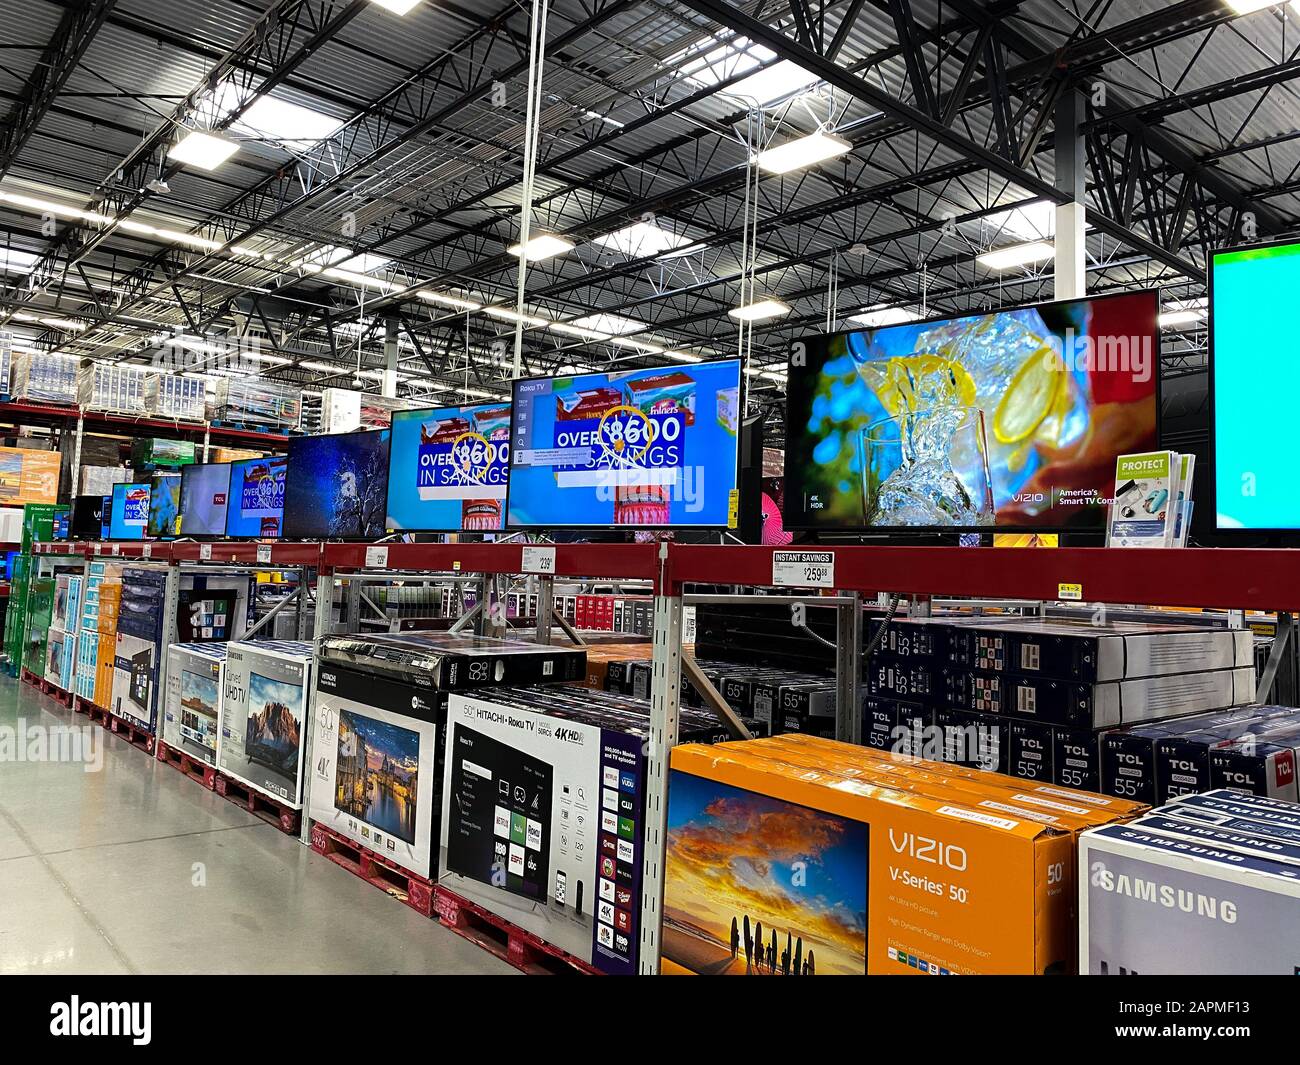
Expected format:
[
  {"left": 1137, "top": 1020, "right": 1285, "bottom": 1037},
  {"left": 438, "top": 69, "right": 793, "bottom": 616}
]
[
  {"left": 21, "top": 669, "right": 74, "bottom": 706},
  {"left": 156, "top": 740, "right": 218, "bottom": 790},
  {"left": 309, "top": 823, "right": 434, "bottom": 917},
  {"left": 214, "top": 772, "right": 301, "bottom": 834},
  {"left": 74, "top": 698, "right": 155, "bottom": 754},
  {"left": 433, "top": 886, "right": 600, "bottom": 975}
]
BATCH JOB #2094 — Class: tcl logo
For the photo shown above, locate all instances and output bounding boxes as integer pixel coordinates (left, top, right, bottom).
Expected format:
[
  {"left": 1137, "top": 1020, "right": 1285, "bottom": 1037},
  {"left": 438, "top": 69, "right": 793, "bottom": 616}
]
[
  {"left": 889, "top": 829, "right": 968, "bottom": 870},
  {"left": 1220, "top": 771, "right": 1254, "bottom": 785},
  {"left": 1167, "top": 759, "right": 1197, "bottom": 772},
  {"left": 1278, "top": 754, "right": 1295, "bottom": 783}
]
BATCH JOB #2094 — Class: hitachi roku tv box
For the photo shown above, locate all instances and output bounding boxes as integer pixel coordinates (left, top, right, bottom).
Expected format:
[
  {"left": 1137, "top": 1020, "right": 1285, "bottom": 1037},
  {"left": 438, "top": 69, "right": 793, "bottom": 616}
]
[
  {"left": 317, "top": 632, "right": 586, "bottom": 690},
  {"left": 438, "top": 686, "right": 740, "bottom": 975},
  {"left": 663, "top": 737, "right": 1130, "bottom": 975},
  {"left": 1080, "top": 800, "right": 1300, "bottom": 974}
]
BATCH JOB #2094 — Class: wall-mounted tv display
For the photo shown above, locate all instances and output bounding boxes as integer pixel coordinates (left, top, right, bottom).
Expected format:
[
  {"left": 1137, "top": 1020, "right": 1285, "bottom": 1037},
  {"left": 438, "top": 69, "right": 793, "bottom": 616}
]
[
  {"left": 225, "top": 455, "right": 287, "bottom": 538},
  {"left": 109, "top": 482, "right": 149, "bottom": 540},
  {"left": 178, "top": 463, "right": 232, "bottom": 537},
  {"left": 147, "top": 472, "right": 182, "bottom": 538},
  {"left": 506, "top": 358, "right": 743, "bottom": 528},
  {"left": 386, "top": 403, "right": 510, "bottom": 532},
  {"left": 282, "top": 429, "right": 390, "bottom": 539},
  {"left": 1212, "top": 239, "right": 1300, "bottom": 531},
  {"left": 783, "top": 290, "right": 1159, "bottom": 531}
]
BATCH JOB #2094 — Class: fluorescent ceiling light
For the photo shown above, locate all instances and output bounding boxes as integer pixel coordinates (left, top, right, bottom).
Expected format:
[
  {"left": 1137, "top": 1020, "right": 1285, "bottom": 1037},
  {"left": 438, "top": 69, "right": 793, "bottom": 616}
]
[
  {"left": 673, "top": 36, "right": 819, "bottom": 107},
  {"left": 1224, "top": 0, "right": 1280, "bottom": 12},
  {"left": 0, "top": 248, "right": 38, "bottom": 274},
  {"left": 418, "top": 290, "right": 482, "bottom": 311},
  {"left": 1159, "top": 309, "right": 1206, "bottom": 327},
  {"left": 293, "top": 244, "right": 390, "bottom": 274},
  {"left": 582, "top": 109, "right": 624, "bottom": 129},
  {"left": 986, "top": 200, "right": 1056, "bottom": 241},
  {"left": 208, "top": 82, "right": 344, "bottom": 153},
  {"left": 368, "top": 0, "right": 422, "bottom": 13},
  {"left": 755, "top": 131, "right": 851, "bottom": 174},
  {"left": 729, "top": 297, "right": 791, "bottom": 322},
  {"left": 483, "top": 305, "right": 547, "bottom": 326},
  {"left": 664, "top": 350, "right": 703, "bottom": 363},
  {"left": 169, "top": 131, "right": 239, "bottom": 171},
  {"left": 593, "top": 221, "right": 692, "bottom": 258},
  {"left": 571, "top": 313, "right": 646, "bottom": 336},
  {"left": 848, "top": 305, "right": 920, "bottom": 328},
  {"left": 977, "top": 240, "right": 1055, "bottom": 270},
  {"left": 508, "top": 234, "right": 574, "bottom": 261}
]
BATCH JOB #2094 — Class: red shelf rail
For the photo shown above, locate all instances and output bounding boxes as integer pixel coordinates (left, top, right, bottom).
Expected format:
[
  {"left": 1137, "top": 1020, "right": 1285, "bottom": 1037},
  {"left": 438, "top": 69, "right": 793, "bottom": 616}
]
[{"left": 664, "top": 545, "right": 1300, "bottom": 612}]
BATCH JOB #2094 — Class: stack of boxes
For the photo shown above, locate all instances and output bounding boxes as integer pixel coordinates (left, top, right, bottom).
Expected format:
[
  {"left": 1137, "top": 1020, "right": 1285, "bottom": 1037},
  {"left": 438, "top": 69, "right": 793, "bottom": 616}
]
[
  {"left": 3, "top": 503, "right": 66, "bottom": 674},
  {"left": 43, "top": 572, "right": 82, "bottom": 691},
  {"left": 212, "top": 378, "right": 301, "bottom": 430},
  {"left": 162, "top": 642, "right": 227, "bottom": 767},
  {"left": 77, "top": 363, "right": 149, "bottom": 414},
  {"left": 75, "top": 560, "right": 122, "bottom": 706},
  {"left": 111, "top": 567, "right": 169, "bottom": 731},
  {"left": 10, "top": 351, "right": 78, "bottom": 404},
  {"left": 863, "top": 616, "right": 1255, "bottom": 795},
  {"left": 145, "top": 374, "right": 206, "bottom": 421},
  {"left": 1080, "top": 789, "right": 1300, "bottom": 973}
]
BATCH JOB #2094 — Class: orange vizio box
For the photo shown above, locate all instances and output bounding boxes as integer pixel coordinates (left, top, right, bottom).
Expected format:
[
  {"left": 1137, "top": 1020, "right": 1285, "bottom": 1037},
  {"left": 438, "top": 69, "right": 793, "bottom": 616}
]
[{"left": 664, "top": 742, "right": 1097, "bottom": 976}]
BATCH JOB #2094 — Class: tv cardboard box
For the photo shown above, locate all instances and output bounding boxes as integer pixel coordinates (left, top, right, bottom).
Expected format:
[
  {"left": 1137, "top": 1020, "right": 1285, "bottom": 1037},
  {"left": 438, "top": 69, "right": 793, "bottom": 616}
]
[
  {"left": 162, "top": 642, "right": 227, "bottom": 767},
  {"left": 219, "top": 641, "right": 312, "bottom": 808},
  {"left": 663, "top": 741, "right": 1091, "bottom": 975}
]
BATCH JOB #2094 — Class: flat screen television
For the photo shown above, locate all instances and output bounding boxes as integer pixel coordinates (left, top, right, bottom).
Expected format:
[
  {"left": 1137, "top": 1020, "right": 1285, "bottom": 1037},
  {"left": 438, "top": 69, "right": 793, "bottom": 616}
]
[
  {"left": 147, "top": 472, "right": 182, "bottom": 538},
  {"left": 783, "top": 290, "right": 1160, "bottom": 531},
  {"left": 386, "top": 403, "right": 511, "bottom": 532},
  {"left": 109, "top": 482, "right": 149, "bottom": 540},
  {"left": 1211, "top": 239, "right": 1300, "bottom": 531},
  {"left": 225, "top": 455, "right": 287, "bottom": 538},
  {"left": 100, "top": 495, "right": 111, "bottom": 540},
  {"left": 178, "top": 463, "right": 232, "bottom": 537},
  {"left": 70, "top": 495, "right": 107, "bottom": 540},
  {"left": 282, "top": 429, "right": 390, "bottom": 539},
  {"left": 505, "top": 358, "right": 743, "bottom": 528}
]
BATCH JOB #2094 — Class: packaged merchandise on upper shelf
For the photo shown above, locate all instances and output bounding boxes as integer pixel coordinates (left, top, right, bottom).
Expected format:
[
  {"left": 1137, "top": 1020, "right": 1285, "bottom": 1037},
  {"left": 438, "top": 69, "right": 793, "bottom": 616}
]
[
  {"left": 77, "top": 362, "right": 149, "bottom": 414},
  {"left": 145, "top": 373, "right": 207, "bottom": 422},
  {"left": 213, "top": 378, "right": 301, "bottom": 429},
  {"left": 10, "top": 351, "right": 78, "bottom": 404},
  {"left": 1079, "top": 789, "right": 1300, "bottom": 974},
  {"left": 131, "top": 438, "right": 195, "bottom": 470}
]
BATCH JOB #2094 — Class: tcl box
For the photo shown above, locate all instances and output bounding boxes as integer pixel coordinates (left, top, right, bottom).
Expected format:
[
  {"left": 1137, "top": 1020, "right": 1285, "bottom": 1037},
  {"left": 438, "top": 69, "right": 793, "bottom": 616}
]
[
  {"left": 162, "top": 643, "right": 227, "bottom": 767},
  {"left": 313, "top": 632, "right": 585, "bottom": 691},
  {"left": 663, "top": 741, "right": 1098, "bottom": 975},
  {"left": 1080, "top": 811, "right": 1300, "bottom": 974},
  {"left": 309, "top": 657, "right": 447, "bottom": 880},
  {"left": 219, "top": 641, "right": 313, "bottom": 807}
]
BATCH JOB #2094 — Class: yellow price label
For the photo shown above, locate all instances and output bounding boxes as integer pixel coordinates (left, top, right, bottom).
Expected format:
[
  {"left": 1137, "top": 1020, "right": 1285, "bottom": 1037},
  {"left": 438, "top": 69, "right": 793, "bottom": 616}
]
[
  {"left": 1057, "top": 582, "right": 1082, "bottom": 601},
  {"left": 727, "top": 489, "right": 739, "bottom": 529}
]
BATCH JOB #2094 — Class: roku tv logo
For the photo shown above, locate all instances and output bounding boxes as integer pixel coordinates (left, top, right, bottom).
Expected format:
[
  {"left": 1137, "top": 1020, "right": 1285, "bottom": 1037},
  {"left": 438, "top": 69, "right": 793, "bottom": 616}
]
[{"left": 889, "top": 829, "right": 968, "bottom": 870}]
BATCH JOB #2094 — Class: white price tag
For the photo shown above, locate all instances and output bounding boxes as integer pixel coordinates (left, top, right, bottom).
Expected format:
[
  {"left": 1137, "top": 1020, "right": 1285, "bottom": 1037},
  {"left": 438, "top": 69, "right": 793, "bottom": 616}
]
[
  {"left": 141, "top": 544, "right": 151, "bottom": 559},
  {"left": 365, "top": 545, "right": 389, "bottom": 568},
  {"left": 772, "top": 550, "right": 835, "bottom": 589},
  {"left": 110, "top": 544, "right": 120, "bottom": 556},
  {"left": 92, "top": 543, "right": 102, "bottom": 556},
  {"left": 257, "top": 545, "right": 273, "bottom": 564},
  {"left": 199, "top": 543, "right": 212, "bottom": 561},
  {"left": 521, "top": 546, "right": 556, "bottom": 575}
]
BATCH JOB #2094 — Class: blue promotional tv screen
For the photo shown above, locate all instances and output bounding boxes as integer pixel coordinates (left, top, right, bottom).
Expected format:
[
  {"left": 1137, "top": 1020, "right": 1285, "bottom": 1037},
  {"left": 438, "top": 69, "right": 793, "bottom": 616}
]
[
  {"left": 506, "top": 359, "right": 742, "bottom": 528},
  {"left": 179, "top": 463, "right": 232, "bottom": 537},
  {"left": 147, "top": 472, "right": 182, "bottom": 538},
  {"left": 282, "top": 429, "right": 390, "bottom": 539},
  {"left": 1213, "top": 239, "right": 1300, "bottom": 530},
  {"left": 109, "top": 482, "right": 149, "bottom": 540},
  {"left": 100, "top": 495, "right": 111, "bottom": 540},
  {"left": 226, "top": 455, "right": 287, "bottom": 538},
  {"left": 386, "top": 403, "right": 510, "bottom": 532}
]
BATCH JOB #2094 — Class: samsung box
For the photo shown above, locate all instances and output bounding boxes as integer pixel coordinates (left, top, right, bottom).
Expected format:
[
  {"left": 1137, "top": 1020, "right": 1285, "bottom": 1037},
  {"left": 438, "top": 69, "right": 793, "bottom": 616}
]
[
  {"left": 1080, "top": 809, "right": 1300, "bottom": 974},
  {"left": 162, "top": 642, "right": 227, "bottom": 767},
  {"left": 218, "top": 641, "right": 313, "bottom": 807}
]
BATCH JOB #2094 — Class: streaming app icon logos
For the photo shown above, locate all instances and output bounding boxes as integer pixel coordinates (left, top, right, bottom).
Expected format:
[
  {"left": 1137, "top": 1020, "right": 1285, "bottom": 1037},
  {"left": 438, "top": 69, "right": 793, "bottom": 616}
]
[
  {"left": 599, "top": 878, "right": 616, "bottom": 903},
  {"left": 602, "top": 789, "right": 618, "bottom": 812},
  {"left": 597, "top": 924, "right": 614, "bottom": 949},
  {"left": 603, "top": 766, "right": 619, "bottom": 789}
]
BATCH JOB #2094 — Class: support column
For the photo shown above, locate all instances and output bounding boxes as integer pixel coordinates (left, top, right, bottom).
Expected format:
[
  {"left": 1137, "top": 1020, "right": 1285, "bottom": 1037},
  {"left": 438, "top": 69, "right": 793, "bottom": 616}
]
[
  {"left": 1054, "top": 85, "right": 1086, "bottom": 301},
  {"left": 382, "top": 316, "right": 398, "bottom": 399}
]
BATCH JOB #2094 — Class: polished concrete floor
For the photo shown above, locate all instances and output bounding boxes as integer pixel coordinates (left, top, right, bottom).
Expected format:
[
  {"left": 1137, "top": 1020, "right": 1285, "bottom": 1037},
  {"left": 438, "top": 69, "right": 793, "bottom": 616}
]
[{"left": 0, "top": 675, "right": 512, "bottom": 975}]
